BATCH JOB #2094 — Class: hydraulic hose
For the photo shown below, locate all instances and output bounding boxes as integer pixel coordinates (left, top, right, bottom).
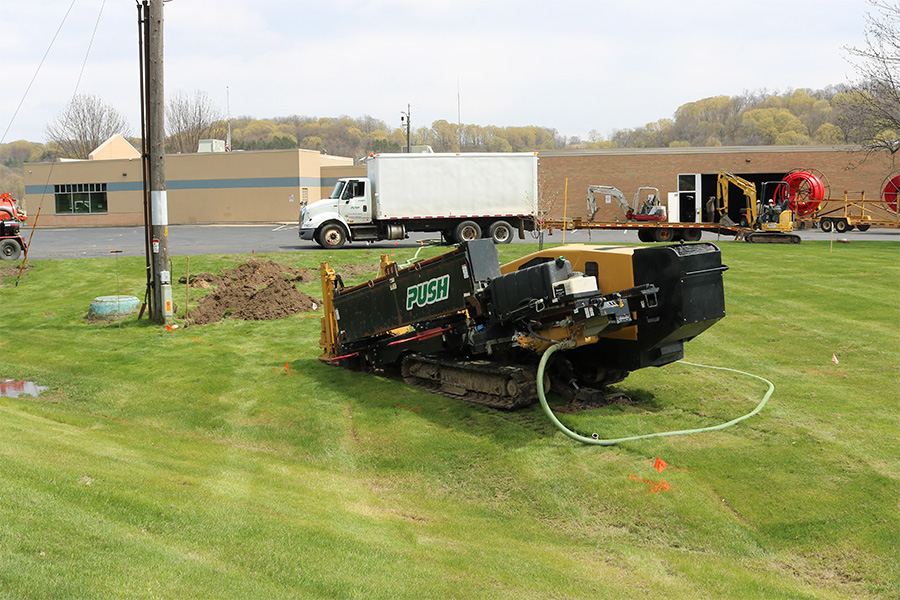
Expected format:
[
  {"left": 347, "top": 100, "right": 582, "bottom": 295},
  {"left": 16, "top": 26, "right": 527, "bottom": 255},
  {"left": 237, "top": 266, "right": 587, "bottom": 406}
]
[{"left": 536, "top": 344, "right": 775, "bottom": 446}]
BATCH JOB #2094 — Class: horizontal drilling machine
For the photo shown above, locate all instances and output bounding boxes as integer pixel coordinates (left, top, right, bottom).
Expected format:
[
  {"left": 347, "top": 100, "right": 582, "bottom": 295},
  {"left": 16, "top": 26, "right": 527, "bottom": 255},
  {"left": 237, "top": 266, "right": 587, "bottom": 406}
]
[{"left": 319, "top": 239, "right": 727, "bottom": 410}]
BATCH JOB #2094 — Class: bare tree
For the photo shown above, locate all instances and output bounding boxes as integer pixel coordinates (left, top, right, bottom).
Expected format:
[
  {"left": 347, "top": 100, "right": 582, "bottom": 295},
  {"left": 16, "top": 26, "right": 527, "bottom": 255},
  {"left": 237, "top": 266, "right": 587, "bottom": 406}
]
[
  {"left": 842, "top": 1, "right": 900, "bottom": 154},
  {"left": 44, "top": 94, "right": 131, "bottom": 159},
  {"left": 534, "top": 170, "right": 565, "bottom": 249},
  {"left": 166, "top": 90, "right": 223, "bottom": 154}
]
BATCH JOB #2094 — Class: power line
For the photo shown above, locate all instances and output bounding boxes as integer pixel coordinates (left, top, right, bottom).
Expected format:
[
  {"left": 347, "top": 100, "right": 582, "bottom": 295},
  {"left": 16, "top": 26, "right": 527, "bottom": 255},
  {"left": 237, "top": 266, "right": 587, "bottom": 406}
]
[
  {"left": 0, "top": 0, "right": 77, "bottom": 145},
  {"left": 74, "top": 0, "right": 109, "bottom": 96}
]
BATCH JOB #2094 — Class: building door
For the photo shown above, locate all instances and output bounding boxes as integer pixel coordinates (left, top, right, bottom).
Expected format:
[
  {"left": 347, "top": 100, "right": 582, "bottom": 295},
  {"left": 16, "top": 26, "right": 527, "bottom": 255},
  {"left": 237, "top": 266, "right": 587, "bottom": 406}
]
[{"left": 676, "top": 173, "right": 701, "bottom": 223}]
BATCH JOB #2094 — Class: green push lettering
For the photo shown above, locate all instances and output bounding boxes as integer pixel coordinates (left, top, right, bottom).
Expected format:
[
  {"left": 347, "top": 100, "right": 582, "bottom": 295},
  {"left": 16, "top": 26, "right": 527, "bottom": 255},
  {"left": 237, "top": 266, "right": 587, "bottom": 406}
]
[{"left": 406, "top": 274, "right": 451, "bottom": 311}]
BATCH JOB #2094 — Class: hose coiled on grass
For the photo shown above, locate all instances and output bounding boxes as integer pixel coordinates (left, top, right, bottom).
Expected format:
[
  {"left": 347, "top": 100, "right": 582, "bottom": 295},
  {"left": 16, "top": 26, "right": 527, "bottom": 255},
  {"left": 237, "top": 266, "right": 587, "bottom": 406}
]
[{"left": 536, "top": 344, "right": 775, "bottom": 446}]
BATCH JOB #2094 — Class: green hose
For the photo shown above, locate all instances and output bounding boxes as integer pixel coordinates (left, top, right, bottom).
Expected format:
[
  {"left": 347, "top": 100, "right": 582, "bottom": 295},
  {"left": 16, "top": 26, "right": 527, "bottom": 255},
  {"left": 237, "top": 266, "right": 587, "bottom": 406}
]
[{"left": 536, "top": 344, "right": 775, "bottom": 446}]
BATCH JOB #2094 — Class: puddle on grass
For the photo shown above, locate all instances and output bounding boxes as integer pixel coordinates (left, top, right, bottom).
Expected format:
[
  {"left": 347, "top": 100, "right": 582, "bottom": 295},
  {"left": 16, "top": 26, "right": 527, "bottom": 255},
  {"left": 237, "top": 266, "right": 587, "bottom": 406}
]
[{"left": 0, "top": 379, "right": 49, "bottom": 398}]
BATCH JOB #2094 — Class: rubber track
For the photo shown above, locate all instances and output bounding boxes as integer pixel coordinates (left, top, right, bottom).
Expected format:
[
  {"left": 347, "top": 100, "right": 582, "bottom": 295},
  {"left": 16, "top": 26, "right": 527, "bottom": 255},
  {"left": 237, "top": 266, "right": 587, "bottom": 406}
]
[
  {"left": 401, "top": 353, "right": 539, "bottom": 410},
  {"left": 745, "top": 232, "right": 801, "bottom": 244}
]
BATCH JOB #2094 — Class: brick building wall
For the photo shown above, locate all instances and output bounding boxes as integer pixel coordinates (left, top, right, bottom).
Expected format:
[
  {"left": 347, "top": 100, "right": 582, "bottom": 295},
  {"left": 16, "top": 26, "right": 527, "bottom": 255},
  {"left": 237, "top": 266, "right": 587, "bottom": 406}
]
[{"left": 536, "top": 146, "right": 896, "bottom": 222}]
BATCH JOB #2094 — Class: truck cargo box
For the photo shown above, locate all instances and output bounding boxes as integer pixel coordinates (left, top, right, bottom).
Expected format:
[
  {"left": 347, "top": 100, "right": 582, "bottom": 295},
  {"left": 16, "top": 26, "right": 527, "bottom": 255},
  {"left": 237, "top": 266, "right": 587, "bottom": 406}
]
[{"left": 368, "top": 153, "right": 538, "bottom": 220}]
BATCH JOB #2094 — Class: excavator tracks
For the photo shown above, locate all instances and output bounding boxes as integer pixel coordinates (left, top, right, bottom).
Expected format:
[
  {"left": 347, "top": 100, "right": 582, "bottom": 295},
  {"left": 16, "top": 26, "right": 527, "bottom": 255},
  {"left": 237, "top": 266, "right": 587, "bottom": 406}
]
[
  {"left": 401, "top": 353, "right": 541, "bottom": 410},
  {"left": 743, "top": 231, "right": 801, "bottom": 244}
]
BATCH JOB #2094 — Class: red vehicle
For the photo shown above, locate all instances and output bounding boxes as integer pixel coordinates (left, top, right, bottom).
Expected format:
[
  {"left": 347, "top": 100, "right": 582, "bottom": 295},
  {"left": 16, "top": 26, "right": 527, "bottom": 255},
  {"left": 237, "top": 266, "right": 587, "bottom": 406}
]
[{"left": 0, "top": 193, "right": 27, "bottom": 260}]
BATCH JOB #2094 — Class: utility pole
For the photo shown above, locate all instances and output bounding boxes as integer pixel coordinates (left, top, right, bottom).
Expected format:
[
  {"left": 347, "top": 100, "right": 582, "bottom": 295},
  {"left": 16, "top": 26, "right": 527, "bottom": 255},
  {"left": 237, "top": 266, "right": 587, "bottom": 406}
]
[
  {"left": 144, "top": 0, "right": 173, "bottom": 325},
  {"left": 401, "top": 104, "right": 411, "bottom": 153},
  {"left": 457, "top": 78, "right": 462, "bottom": 151}
]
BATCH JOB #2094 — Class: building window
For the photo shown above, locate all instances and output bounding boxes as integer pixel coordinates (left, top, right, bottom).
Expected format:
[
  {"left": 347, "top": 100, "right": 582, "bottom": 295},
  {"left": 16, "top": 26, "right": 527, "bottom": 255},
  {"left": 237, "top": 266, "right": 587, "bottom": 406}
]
[
  {"left": 677, "top": 174, "right": 697, "bottom": 192},
  {"left": 55, "top": 183, "right": 108, "bottom": 215}
]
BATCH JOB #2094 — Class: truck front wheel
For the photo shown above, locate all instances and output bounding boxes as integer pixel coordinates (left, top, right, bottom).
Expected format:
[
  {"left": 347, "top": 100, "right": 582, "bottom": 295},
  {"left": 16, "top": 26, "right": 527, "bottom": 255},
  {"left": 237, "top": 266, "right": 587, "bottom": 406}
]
[
  {"left": 488, "top": 220, "right": 513, "bottom": 244},
  {"left": 454, "top": 220, "right": 482, "bottom": 243},
  {"left": 318, "top": 224, "right": 348, "bottom": 249}
]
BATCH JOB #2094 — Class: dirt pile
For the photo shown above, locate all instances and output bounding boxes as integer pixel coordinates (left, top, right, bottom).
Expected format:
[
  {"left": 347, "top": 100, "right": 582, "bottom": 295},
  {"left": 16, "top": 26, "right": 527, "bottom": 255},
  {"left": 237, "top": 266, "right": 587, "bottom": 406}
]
[{"left": 184, "top": 259, "right": 320, "bottom": 325}]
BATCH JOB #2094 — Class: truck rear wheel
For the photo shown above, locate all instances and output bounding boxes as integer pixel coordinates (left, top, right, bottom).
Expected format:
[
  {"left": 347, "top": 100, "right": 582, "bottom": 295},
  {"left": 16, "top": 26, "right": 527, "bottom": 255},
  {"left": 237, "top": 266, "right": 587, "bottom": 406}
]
[
  {"left": 819, "top": 218, "right": 833, "bottom": 233},
  {"left": 488, "top": 220, "right": 513, "bottom": 244},
  {"left": 318, "top": 224, "right": 348, "bottom": 249},
  {"left": 680, "top": 229, "right": 702, "bottom": 242},
  {"left": 834, "top": 219, "right": 849, "bottom": 233},
  {"left": 653, "top": 228, "right": 676, "bottom": 243},
  {"left": 454, "top": 220, "right": 482, "bottom": 243}
]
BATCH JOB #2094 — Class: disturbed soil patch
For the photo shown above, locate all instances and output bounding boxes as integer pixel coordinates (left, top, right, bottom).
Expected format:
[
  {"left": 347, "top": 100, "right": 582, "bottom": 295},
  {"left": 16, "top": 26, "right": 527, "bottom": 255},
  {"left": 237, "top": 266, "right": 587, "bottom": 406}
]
[
  {"left": 183, "top": 259, "right": 320, "bottom": 325},
  {"left": 0, "top": 263, "right": 31, "bottom": 286}
]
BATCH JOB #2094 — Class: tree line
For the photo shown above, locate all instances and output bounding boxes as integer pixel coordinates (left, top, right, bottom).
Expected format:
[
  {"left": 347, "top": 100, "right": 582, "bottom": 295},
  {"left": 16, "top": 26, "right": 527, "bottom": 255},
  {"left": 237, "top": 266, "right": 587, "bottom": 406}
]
[
  {"left": 219, "top": 86, "right": 880, "bottom": 154},
  {"left": 19, "top": 85, "right": 886, "bottom": 159}
]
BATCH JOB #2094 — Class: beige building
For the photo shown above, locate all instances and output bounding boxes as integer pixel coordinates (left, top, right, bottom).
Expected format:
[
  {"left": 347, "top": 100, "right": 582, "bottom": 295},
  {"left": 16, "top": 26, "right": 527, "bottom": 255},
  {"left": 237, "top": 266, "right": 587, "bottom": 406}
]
[
  {"left": 24, "top": 137, "right": 359, "bottom": 227},
  {"left": 23, "top": 139, "right": 897, "bottom": 227}
]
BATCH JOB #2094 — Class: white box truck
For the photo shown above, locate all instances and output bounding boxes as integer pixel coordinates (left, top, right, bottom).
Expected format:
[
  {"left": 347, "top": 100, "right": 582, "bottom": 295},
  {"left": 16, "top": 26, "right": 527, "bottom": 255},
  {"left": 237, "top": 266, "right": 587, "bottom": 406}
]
[{"left": 298, "top": 152, "right": 538, "bottom": 248}]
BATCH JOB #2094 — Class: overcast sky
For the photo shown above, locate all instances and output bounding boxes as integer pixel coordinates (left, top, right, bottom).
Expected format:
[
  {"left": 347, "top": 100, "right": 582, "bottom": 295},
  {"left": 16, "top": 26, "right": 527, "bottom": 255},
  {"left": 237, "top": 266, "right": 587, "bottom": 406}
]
[{"left": 1, "top": 0, "right": 871, "bottom": 145}]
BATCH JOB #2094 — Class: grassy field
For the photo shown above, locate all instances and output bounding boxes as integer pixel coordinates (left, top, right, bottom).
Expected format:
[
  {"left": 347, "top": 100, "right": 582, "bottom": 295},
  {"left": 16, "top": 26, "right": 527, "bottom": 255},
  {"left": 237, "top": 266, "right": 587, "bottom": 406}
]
[{"left": 0, "top": 240, "right": 897, "bottom": 599}]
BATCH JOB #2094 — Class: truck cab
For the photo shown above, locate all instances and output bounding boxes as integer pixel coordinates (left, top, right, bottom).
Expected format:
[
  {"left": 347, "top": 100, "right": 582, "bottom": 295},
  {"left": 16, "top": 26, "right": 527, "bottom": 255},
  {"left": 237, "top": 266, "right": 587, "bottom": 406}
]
[
  {"left": 330, "top": 178, "right": 372, "bottom": 225},
  {"left": 298, "top": 177, "right": 373, "bottom": 247}
]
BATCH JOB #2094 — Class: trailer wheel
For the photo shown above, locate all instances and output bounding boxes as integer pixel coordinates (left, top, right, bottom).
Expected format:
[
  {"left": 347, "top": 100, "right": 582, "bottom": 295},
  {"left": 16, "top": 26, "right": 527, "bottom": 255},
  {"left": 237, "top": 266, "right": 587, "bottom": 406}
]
[
  {"left": 856, "top": 224, "right": 870, "bottom": 232},
  {"left": 834, "top": 219, "right": 849, "bottom": 233},
  {"left": 488, "top": 220, "right": 513, "bottom": 244},
  {"left": 680, "top": 229, "right": 702, "bottom": 242},
  {"left": 441, "top": 229, "right": 456, "bottom": 245},
  {"left": 819, "top": 218, "right": 833, "bottom": 233},
  {"left": 454, "top": 220, "right": 482, "bottom": 243},
  {"left": 637, "top": 229, "right": 653, "bottom": 242},
  {"left": 318, "top": 223, "right": 348, "bottom": 249},
  {"left": 653, "top": 228, "right": 676, "bottom": 243},
  {"left": 0, "top": 239, "right": 22, "bottom": 261}
]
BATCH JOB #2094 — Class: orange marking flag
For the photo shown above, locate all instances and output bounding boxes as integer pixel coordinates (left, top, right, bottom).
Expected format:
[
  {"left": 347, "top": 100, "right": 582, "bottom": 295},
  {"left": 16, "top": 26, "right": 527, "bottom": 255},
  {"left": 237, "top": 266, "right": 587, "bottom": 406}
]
[{"left": 654, "top": 457, "right": 667, "bottom": 472}]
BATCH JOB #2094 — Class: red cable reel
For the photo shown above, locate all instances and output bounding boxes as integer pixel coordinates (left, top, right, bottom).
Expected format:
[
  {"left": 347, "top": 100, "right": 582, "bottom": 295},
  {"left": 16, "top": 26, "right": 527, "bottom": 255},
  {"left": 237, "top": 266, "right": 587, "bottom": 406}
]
[
  {"left": 881, "top": 173, "right": 900, "bottom": 213},
  {"left": 778, "top": 171, "right": 825, "bottom": 217}
]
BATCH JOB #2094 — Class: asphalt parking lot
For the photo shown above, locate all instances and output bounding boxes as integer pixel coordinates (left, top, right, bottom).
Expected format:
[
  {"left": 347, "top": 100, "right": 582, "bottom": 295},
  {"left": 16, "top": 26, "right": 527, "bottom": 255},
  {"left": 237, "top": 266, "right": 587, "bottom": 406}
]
[{"left": 17, "top": 223, "right": 900, "bottom": 260}]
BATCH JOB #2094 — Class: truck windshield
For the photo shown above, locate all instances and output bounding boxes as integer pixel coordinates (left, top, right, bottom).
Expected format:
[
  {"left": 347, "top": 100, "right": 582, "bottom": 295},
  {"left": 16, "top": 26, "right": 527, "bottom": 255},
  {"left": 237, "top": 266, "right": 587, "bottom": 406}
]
[{"left": 329, "top": 181, "right": 346, "bottom": 200}]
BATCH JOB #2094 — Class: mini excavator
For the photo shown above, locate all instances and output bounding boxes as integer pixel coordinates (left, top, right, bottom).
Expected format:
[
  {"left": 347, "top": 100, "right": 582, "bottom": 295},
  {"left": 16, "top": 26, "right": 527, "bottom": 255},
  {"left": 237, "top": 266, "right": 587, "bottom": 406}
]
[
  {"left": 319, "top": 239, "right": 727, "bottom": 409},
  {"left": 711, "top": 172, "right": 801, "bottom": 243},
  {"left": 586, "top": 185, "right": 666, "bottom": 222}
]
